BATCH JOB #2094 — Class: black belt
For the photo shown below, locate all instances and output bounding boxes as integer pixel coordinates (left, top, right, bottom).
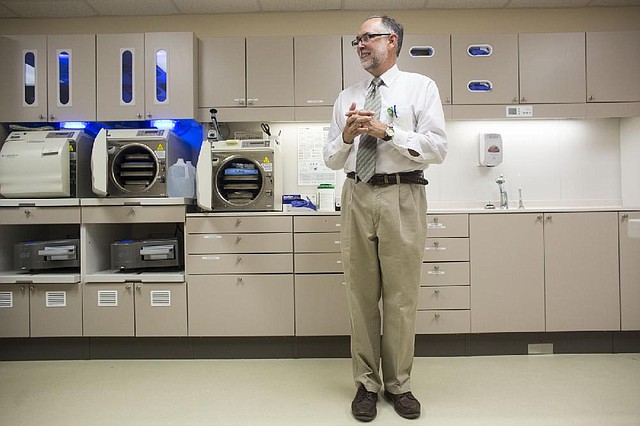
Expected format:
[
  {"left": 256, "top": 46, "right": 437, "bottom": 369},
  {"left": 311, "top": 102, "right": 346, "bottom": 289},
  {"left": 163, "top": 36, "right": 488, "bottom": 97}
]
[{"left": 346, "top": 170, "right": 428, "bottom": 186}]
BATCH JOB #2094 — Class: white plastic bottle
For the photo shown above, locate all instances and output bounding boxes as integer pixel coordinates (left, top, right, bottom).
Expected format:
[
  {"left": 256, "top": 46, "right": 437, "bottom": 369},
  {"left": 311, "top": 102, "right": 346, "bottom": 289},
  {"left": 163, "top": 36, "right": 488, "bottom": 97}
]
[{"left": 168, "top": 158, "right": 194, "bottom": 198}]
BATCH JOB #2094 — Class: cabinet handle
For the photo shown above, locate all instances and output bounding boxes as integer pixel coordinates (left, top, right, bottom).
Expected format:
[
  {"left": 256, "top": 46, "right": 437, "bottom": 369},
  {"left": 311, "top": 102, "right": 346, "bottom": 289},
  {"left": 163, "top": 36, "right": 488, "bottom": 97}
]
[
  {"left": 125, "top": 284, "right": 131, "bottom": 290},
  {"left": 147, "top": 113, "right": 152, "bottom": 118},
  {"left": 236, "top": 256, "right": 243, "bottom": 264},
  {"left": 537, "top": 214, "right": 543, "bottom": 221},
  {"left": 434, "top": 313, "right": 441, "bottom": 319},
  {"left": 434, "top": 289, "right": 440, "bottom": 295},
  {"left": 128, "top": 208, "right": 136, "bottom": 215},
  {"left": 39, "top": 114, "right": 46, "bottom": 120},
  {"left": 24, "top": 209, "right": 31, "bottom": 217},
  {"left": 521, "top": 97, "right": 527, "bottom": 102},
  {"left": 621, "top": 214, "right": 629, "bottom": 220},
  {"left": 512, "top": 97, "right": 518, "bottom": 103},
  {"left": 235, "top": 218, "right": 242, "bottom": 227},
  {"left": 235, "top": 236, "right": 242, "bottom": 244},
  {"left": 20, "top": 286, "right": 26, "bottom": 293},
  {"left": 137, "top": 113, "right": 142, "bottom": 119},
  {"left": 444, "top": 97, "right": 451, "bottom": 104},
  {"left": 588, "top": 95, "right": 594, "bottom": 101},
  {"left": 30, "top": 285, "right": 35, "bottom": 293},
  {"left": 237, "top": 277, "right": 244, "bottom": 284},
  {"left": 546, "top": 215, "right": 553, "bottom": 220},
  {"left": 49, "top": 114, "right": 55, "bottom": 120},
  {"left": 136, "top": 285, "right": 142, "bottom": 291}
]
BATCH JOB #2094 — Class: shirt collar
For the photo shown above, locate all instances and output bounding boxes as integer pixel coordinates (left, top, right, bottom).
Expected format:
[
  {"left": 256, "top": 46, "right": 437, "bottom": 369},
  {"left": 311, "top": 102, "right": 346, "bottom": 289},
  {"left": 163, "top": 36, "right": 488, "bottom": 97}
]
[{"left": 368, "top": 64, "right": 400, "bottom": 89}]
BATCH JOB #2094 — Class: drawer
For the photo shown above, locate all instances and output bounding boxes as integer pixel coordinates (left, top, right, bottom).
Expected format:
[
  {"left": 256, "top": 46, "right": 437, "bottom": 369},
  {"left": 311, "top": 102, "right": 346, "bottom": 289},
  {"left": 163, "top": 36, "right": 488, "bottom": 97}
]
[
  {"left": 295, "top": 253, "right": 343, "bottom": 273},
  {"left": 0, "top": 206, "right": 81, "bottom": 224},
  {"left": 415, "top": 310, "right": 470, "bottom": 334},
  {"left": 187, "top": 253, "right": 293, "bottom": 274},
  {"left": 423, "top": 238, "right": 469, "bottom": 262},
  {"left": 82, "top": 205, "right": 185, "bottom": 223},
  {"left": 421, "top": 262, "right": 469, "bottom": 286},
  {"left": 187, "top": 216, "right": 292, "bottom": 233},
  {"left": 295, "top": 274, "right": 350, "bottom": 336},
  {"left": 187, "top": 233, "right": 292, "bottom": 254},
  {"left": 188, "top": 274, "right": 294, "bottom": 336},
  {"left": 426, "top": 214, "right": 468, "bottom": 238},
  {"left": 294, "top": 232, "right": 341, "bottom": 253},
  {"left": 418, "top": 286, "right": 470, "bottom": 310},
  {"left": 294, "top": 215, "right": 341, "bottom": 232}
]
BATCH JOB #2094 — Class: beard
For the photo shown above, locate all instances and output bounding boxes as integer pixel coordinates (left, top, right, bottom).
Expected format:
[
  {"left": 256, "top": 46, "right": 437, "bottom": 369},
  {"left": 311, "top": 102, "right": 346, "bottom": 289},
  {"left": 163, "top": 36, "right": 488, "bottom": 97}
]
[{"left": 359, "top": 48, "right": 384, "bottom": 72}]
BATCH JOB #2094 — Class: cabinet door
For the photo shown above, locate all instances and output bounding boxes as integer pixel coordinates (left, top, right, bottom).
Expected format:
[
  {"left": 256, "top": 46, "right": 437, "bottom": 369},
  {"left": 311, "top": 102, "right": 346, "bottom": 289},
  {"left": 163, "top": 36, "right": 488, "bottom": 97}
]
[
  {"left": 188, "top": 274, "right": 294, "bottom": 336},
  {"left": 0, "top": 284, "right": 30, "bottom": 337},
  {"left": 398, "top": 34, "right": 452, "bottom": 105},
  {"left": 470, "top": 213, "right": 545, "bottom": 333},
  {"left": 30, "top": 283, "right": 83, "bottom": 337},
  {"left": 620, "top": 212, "right": 640, "bottom": 330},
  {"left": 452, "top": 34, "right": 518, "bottom": 105},
  {"left": 295, "top": 274, "right": 349, "bottom": 336},
  {"left": 83, "top": 283, "right": 135, "bottom": 336},
  {"left": 544, "top": 212, "right": 620, "bottom": 332},
  {"left": 294, "top": 35, "right": 341, "bottom": 107},
  {"left": 587, "top": 31, "right": 640, "bottom": 102},
  {"left": 134, "top": 282, "right": 187, "bottom": 336},
  {"left": 96, "top": 33, "right": 146, "bottom": 121},
  {"left": 199, "top": 37, "right": 246, "bottom": 108},
  {"left": 0, "top": 35, "right": 48, "bottom": 122},
  {"left": 145, "top": 32, "right": 197, "bottom": 119},
  {"left": 47, "top": 34, "right": 96, "bottom": 122},
  {"left": 342, "top": 35, "right": 369, "bottom": 89},
  {"left": 246, "top": 37, "right": 294, "bottom": 107},
  {"left": 519, "top": 33, "right": 586, "bottom": 104}
]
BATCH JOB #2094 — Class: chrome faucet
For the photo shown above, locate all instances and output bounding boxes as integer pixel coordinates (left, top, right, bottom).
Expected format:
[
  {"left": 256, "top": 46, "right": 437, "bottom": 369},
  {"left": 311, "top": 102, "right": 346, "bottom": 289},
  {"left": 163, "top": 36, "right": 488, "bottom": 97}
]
[{"left": 496, "top": 174, "right": 509, "bottom": 209}]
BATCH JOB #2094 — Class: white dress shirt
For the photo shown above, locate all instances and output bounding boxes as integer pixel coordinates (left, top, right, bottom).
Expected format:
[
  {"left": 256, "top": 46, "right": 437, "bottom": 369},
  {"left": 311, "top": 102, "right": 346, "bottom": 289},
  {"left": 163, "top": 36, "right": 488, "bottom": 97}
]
[{"left": 324, "top": 64, "right": 447, "bottom": 174}]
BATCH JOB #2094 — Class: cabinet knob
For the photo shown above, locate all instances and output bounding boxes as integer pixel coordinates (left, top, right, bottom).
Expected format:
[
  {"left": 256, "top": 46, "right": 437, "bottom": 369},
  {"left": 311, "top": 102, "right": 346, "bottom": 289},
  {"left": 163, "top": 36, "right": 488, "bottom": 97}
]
[
  {"left": 434, "top": 313, "right": 441, "bottom": 319},
  {"left": 30, "top": 285, "right": 35, "bottom": 293},
  {"left": 125, "top": 284, "right": 131, "bottom": 290},
  {"left": 521, "top": 97, "right": 527, "bottom": 102},
  {"left": 235, "top": 218, "right": 242, "bottom": 227},
  {"left": 236, "top": 256, "right": 243, "bottom": 264},
  {"left": 237, "top": 277, "right": 244, "bottom": 284},
  {"left": 136, "top": 285, "right": 142, "bottom": 291},
  {"left": 546, "top": 215, "right": 553, "bottom": 220},
  {"left": 39, "top": 114, "right": 46, "bottom": 120},
  {"left": 20, "top": 286, "right": 26, "bottom": 293},
  {"left": 137, "top": 113, "right": 142, "bottom": 119},
  {"left": 444, "top": 97, "right": 451, "bottom": 104},
  {"left": 588, "top": 95, "right": 594, "bottom": 101},
  {"left": 235, "top": 236, "right": 242, "bottom": 244},
  {"left": 433, "top": 265, "right": 440, "bottom": 271},
  {"left": 49, "top": 114, "right": 55, "bottom": 120},
  {"left": 128, "top": 208, "right": 136, "bottom": 215},
  {"left": 147, "top": 113, "right": 152, "bottom": 118},
  {"left": 24, "top": 209, "right": 31, "bottom": 217},
  {"left": 621, "top": 214, "right": 629, "bottom": 220},
  {"left": 434, "top": 289, "right": 440, "bottom": 295},
  {"left": 512, "top": 97, "right": 518, "bottom": 103},
  {"left": 433, "top": 240, "right": 439, "bottom": 246}
]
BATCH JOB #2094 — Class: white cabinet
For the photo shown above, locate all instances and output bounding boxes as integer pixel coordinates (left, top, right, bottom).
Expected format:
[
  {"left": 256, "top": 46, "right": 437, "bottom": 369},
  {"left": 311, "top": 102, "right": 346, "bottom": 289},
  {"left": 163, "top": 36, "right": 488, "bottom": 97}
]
[
  {"left": 518, "top": 33, "right": 586, "bottom": 104},
  {"left": 470, "top": 213, "right": 545, "bottom": 333},
  {"left": 0, "top": 34, "right": 96, "bottom": 122},
  {"left": 452, "top": 34, "right": 519, "bottom": 105},
  {"left": 294, "top": 35, "right": 342, "bottom": 107},
  {"left": 97, "top": 32, "right": 197, "bottom": 121},
  {"left": 418, "top": 214, "right": 470, "bottom": 334},
  {"left": 587, "top": 31, "right": 640, "bottom": 102},
  {"left": 186, "top": 215, "right": 294, "bottom": 336},
  {"left": 341, "top": 35, "right": 369, "bottom": 90},
  {"left": 397, "top": 34, "right": 452, "bottom": 105},
  {"left": 83, "top": 281, "right": 187, "bottom": 337},
  {"left": 293, "top": 215, "right": 349, "bottom": 336},
  {"left": 0, "top": 284, "right": 30, "bottom": 337},
  {"left": 199, "top": 36, "right": 294, "bottom": 109},
  {"left": 544, "top": 212, "right": 620, "bottom": 332},
  {"left": 619, "top": 212, "right": 640, "bottom": 330},
  {"left": 29, "top": 283, "right": 83, "bottom": 337}
]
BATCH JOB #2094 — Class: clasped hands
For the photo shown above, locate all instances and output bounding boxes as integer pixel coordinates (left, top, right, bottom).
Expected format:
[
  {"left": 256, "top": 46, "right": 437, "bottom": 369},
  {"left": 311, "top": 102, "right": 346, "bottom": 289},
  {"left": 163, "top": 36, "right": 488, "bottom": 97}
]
[{"left": 342, "top": 102, "right": 388, "bottom": 144}]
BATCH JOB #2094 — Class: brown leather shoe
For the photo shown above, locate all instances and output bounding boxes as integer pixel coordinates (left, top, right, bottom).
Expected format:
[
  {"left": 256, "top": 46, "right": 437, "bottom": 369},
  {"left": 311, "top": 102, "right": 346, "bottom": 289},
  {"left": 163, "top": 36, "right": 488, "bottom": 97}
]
[
  {"left": 383, "top": 390, "right": 421, "bottom": 419},
  {"left": 351, "top": 384, "right": 378, "bottom": 422}
]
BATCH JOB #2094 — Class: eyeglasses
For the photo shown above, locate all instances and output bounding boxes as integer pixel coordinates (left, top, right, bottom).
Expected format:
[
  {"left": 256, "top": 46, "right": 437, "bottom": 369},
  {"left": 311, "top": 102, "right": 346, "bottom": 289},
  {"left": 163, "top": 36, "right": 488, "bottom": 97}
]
[{"left": 351, "top": 33, "right": 392, "bottom": 48}]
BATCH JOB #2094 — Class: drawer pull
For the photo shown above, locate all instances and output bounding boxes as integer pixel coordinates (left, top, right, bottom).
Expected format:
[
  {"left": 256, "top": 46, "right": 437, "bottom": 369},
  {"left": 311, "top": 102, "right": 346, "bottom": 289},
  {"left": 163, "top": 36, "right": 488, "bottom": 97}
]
[
  {"left": 235, "top": 219, "right": 242, "bottom": 227},
  {"left": 236, "top": 256, "right": 243, "bottom": 264},
  {"left": 236, "top": 236, "right": 243, "bottom": 244}
]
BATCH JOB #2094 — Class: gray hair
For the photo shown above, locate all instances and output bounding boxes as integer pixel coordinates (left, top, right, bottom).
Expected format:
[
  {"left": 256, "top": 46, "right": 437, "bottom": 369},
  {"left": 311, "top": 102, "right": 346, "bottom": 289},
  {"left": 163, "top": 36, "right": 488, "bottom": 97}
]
[{"left": 367, "top": 15, "right": 404, "bottom": 57}]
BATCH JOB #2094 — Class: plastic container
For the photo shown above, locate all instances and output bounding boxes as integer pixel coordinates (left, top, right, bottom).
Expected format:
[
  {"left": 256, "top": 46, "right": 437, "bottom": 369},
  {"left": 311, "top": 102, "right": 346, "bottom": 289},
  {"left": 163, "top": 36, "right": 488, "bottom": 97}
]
[
  {"left": 168, "top": 158, "right": 195, "bottom": 198},
  {"left": 316, "top": 183, "right": 335, "bottom": 212}
]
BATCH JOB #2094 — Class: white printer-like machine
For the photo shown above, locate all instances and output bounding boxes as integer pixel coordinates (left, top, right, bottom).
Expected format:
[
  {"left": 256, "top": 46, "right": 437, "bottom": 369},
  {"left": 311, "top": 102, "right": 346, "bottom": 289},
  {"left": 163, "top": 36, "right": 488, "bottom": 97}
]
[{"left": 0, "top": 130, "right": 93, "bottom": 198}]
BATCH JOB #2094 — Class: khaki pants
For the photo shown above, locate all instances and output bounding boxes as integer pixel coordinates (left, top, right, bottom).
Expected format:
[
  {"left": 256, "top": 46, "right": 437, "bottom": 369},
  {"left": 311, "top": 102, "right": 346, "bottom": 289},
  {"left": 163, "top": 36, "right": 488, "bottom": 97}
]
[{"left": 340, "top": 178, "right": 428, "bottom": 394}]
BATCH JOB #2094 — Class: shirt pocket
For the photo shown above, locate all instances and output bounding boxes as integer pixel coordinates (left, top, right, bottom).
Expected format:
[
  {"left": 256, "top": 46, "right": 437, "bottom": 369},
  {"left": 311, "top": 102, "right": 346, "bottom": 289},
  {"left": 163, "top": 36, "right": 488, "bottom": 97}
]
[{"left": 389, "top": 105, "right": 414, "bottom": 132}]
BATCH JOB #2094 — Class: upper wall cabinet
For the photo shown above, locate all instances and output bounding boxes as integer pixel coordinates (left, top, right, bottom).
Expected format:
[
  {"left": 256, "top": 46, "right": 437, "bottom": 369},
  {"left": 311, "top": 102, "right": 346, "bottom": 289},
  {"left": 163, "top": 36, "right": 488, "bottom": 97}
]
[
  {"left": 96, "top": 32, "right": 196, "bottom": 121},
  {"left": 0, "top": 34, "right": 96, "bottom": 123},
  {"left": 294, "top": 35, "right": 342, "bottom": 107},
  {"left": 519, "top": 33, "right": 586, "bottom": 104},
  {"left": 452, "top": 34, "right": 519, "bottom": 105},
  {"left": 587, "top": 31, "right": 640, "bottom": 103},
  {"left": 199, "top": 36, "right": 294, "bottom": 109},
  {"left": 397, "top": 35, "right": 452, "bottom": 105},
  {"left": 342, "top": 35, "right": 369, "bottom": 89}
]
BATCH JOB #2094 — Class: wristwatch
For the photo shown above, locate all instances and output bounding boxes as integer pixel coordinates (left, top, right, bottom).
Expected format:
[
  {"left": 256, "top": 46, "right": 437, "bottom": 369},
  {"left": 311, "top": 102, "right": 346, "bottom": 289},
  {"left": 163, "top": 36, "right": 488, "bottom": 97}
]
[{"left": 382, "top": 125, "right": 394, "bottom": 141}]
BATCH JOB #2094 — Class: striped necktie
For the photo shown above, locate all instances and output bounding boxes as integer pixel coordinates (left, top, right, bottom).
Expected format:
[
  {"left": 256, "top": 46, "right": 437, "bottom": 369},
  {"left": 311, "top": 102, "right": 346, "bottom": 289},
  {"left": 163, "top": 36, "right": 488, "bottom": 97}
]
[{"left": 355, "top": 77, "right": 383, "bottom": 183}]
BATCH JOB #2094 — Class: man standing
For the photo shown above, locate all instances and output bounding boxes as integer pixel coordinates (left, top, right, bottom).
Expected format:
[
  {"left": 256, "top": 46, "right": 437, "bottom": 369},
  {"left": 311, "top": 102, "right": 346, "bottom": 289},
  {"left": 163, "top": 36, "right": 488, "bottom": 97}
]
[{"left": 323, "top": 16, "right": 447, "bottom": 422}]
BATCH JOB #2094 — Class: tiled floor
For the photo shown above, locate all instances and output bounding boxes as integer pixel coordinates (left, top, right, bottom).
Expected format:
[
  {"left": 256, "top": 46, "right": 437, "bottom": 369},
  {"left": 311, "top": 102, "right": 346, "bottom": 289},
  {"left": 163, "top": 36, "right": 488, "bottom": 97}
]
[{"left": 1, "top": 354, "right": 639, "bottom": 425}]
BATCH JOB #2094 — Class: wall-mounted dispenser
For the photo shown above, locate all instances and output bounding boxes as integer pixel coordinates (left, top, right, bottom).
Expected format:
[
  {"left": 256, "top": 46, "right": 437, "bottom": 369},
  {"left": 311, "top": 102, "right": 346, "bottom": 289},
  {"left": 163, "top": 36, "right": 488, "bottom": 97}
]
[{"left": 478, "top": 133, "right": 503, "bottom": 167}]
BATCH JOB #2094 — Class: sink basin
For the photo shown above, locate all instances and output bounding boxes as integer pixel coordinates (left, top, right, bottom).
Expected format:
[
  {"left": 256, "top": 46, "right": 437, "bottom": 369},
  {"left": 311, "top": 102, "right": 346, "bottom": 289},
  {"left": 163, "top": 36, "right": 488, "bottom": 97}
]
[{"left": 629, "top": 219, "right": 640, "bottom": 239}]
